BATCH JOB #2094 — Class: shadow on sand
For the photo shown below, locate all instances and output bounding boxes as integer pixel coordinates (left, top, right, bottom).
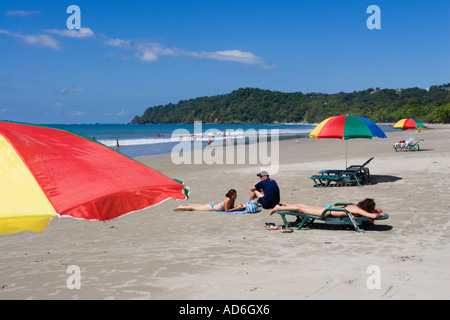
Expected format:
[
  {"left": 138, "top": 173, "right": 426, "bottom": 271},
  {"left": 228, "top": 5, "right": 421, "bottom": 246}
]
[{"left": 369, "top": 174, "right": 402, "bottom": 185}]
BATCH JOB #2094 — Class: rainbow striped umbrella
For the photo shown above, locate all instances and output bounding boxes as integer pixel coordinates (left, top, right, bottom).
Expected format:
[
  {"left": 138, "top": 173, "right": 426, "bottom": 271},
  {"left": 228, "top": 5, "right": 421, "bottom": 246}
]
[
  {"left": 309, "top": 115, "right": 387, "bottom": 166},
  {"left": 393, "top": 118, "right": 427, "bottom": 130},
  {"left": 310, "top": 115, "right": 387, "bottom": 140},
  {"left": 0, "top": 120, "right": 188, "bottom": 234}
]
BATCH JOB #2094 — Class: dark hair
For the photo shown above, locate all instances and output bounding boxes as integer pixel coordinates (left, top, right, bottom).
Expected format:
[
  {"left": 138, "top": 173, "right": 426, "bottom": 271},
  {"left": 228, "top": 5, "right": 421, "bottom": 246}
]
[
  {"left": 225, "top": 189, "right": 237, "bottom": 198},
  {"left": 357, "top": 198, "right": 376, "bottom": 213}
]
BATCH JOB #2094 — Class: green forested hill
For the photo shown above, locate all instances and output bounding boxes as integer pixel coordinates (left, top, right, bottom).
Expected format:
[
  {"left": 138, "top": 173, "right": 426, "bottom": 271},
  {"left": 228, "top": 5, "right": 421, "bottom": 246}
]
[{"left": 131, "top": 84, "right": 450, "bottom": 124}]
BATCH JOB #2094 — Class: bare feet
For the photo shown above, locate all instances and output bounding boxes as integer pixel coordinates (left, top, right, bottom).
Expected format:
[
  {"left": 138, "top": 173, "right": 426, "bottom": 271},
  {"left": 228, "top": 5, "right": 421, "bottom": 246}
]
[{"left": 270, "top": 204, "right": 282, "bottom": 215}]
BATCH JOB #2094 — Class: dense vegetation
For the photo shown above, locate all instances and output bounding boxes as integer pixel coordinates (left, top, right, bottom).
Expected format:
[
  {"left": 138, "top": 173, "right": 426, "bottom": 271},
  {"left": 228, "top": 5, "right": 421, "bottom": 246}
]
[{"left": 131, "top": 84, "right": 450, "bottom": 124}]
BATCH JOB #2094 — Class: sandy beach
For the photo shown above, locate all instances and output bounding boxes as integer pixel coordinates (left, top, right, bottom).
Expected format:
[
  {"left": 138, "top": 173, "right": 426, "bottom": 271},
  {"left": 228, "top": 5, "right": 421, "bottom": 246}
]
[{"left": 1, "top": 124, "right": 449, "bottom": 300}]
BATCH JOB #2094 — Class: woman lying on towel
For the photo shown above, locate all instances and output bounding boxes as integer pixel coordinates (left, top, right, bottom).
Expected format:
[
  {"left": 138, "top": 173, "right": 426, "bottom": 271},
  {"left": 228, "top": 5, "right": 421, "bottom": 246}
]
[
  {"left": 176, "top": 189, "right": 244, "bottom": 212},
  {"left": 269, "top": 198, "right": 385, "bottom": 219}
]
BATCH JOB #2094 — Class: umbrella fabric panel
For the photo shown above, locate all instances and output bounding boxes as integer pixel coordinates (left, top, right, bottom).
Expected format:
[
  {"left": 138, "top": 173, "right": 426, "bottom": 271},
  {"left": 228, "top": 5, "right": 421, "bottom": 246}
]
[
  {"left": 0, "top": 121, "right": 187, "bottom": 222},
  {"left": 405, "top": 119, "right": 416, "bottom": 129},
  {"left": 0, "top": 134, "right": 57, "bottom": 234},
  {"left": 394, "top": 118, "right": 408, "bottom": 129},
  {"left": 315, "top": 116, "right": 346, "bottom": 139},
  {"left": 413, "top": 119, "right": 426, "bottom": 129},
  {"left": 403, "top": 119, "right": 416, "bottom": 130},
  {"left": 69, "top": 188, "right": 184, "bottom": 221},
  {"left": 356, "top": 116, "right": 388, "bottom": 139},
  {"left": 342, "top": 116, "right": 374, "bottom": 139},
  {"left": 309, "top": 117, "right": 333, "bottom": 138}
]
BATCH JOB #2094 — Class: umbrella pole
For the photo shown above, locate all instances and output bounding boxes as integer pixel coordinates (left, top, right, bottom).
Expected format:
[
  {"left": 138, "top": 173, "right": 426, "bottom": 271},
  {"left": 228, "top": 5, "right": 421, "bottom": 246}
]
[{"left": 345, "top": 140, "right": 348, "bottom": 168}]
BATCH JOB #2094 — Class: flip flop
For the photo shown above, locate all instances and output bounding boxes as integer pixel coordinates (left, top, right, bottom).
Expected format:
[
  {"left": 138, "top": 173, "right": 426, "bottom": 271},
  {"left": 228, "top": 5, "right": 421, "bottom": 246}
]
[{"left": 265, "top": 225, "right": 281, "bottom": 230}]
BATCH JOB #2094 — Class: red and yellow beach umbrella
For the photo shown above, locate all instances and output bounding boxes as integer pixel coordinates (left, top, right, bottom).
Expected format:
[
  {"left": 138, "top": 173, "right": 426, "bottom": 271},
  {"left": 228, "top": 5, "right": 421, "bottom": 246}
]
[
  {"left": 0, "top": 120, "right": 188, "bottom": 234},
  {"left": 393, "top": 118, "right": 427, "bottom": 130}
]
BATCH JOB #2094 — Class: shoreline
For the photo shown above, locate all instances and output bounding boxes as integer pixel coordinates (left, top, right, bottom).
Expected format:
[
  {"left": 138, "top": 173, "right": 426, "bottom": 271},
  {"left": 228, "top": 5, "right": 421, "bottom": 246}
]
[
  {"left": 133, "top": 122, "right": 428, "bottom": 162},
  {"left": 132, "top": 122, "right": 400, "bottom": 159},
  {"left": 1, "top": 124, "right": 449, "bottom": 299}
]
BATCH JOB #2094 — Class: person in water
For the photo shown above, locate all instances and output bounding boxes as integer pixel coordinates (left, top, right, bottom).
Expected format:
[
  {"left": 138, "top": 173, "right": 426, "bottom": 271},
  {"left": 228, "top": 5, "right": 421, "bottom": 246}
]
[
  {"left": 176, "top": 189, "right": 244, "bottom": 212},
  {"left": 270, "top": 198, "right": 385, "bottom": 219}
]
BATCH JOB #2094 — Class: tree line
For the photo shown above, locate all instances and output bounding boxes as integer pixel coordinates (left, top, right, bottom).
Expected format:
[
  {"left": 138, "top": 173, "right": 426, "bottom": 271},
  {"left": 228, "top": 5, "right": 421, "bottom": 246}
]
[{"left": 131, "top": 84, "right": 450, "bottom": 124}]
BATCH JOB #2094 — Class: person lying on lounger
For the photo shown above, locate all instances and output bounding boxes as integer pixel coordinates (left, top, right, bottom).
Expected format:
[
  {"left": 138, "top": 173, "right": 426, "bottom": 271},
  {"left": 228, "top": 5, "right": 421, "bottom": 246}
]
[
  {"left": 269, "top": 198, "right": 385, "bottom": 219},
  {"left": 176, "top": 189, "right": 244, "bottom": 212}
]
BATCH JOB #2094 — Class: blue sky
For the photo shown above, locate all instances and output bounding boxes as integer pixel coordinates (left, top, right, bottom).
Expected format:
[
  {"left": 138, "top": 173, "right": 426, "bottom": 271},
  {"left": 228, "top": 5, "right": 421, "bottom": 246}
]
[{"left": 1, "top": 0, "right": 449, "bottom": 124}]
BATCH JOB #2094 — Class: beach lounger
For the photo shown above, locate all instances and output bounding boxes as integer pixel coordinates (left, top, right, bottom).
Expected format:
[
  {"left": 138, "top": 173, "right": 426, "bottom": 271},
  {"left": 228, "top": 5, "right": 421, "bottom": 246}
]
[
  {"left": 310, "top": 157, "right": 373, "bottom": 188},
  {"left": 310, "top": 174, "right": 343, "bottom": 188},
  {"left": 276, "top": 203, "right": 389, "bottom": 233},
  {"left": 408, "top": 139, "right": 424, "bottom": 151},
  {"left": 393, "top": 137, "right": 413, "bottom": 151},
  {"left": 393, "top": 138, "right": 423, "bottom": 152}
]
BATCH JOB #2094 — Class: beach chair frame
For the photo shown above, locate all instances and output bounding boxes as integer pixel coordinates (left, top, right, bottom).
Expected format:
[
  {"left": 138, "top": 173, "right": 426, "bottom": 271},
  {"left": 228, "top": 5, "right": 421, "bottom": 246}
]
[
  {"left": 393, "top": 138, "right": 423, "bottom": 152},
  {"left": 310, "top": 157, "right": 373, "bottom": 188},
  {"left": 277, "top": 203, "right": 389, "bottom": 233}
]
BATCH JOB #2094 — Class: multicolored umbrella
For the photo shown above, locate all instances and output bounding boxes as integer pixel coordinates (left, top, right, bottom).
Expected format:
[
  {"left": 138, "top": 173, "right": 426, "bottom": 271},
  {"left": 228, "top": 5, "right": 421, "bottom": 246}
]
[
  {"left": 309, "top": 115, "right": 387, "bottom": 166},
  {"left": 309, "top": 115, "right": 387, "bottom": 140},
  {"left": 0, "top": 120, "right": 188, "bottom": 234},
  {"left": 393, "top": 118, "right": 427, "bottom": 130}
]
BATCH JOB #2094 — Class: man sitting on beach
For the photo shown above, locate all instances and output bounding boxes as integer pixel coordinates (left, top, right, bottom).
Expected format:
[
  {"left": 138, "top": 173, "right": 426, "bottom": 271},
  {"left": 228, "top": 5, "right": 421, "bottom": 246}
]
[{"left": 250, "top": 170, "right": 280, "bottom": 209}]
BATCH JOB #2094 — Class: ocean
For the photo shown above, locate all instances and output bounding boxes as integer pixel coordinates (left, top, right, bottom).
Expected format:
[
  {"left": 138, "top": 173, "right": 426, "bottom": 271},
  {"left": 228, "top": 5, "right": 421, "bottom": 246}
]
[{"left": 46, "top": 123, "right": 394, "bottom": 158}]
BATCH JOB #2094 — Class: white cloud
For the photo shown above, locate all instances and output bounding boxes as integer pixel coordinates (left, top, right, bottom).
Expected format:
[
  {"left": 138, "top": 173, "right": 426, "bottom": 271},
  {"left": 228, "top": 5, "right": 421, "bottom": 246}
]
[
  {"left": 0, "top": 108, "right": 8, "bottom": 113},
  {"left": 6, "top": 10, "right": 40, "bottom": 17},
  {"left": 0, "top": 27, "right": 96, "bottom": 51},
  {"left": 44, "top": 27, "right": 95, "bottom": 38},
  {"left": 130, "top": 42, "right": 178, "bottom": 62},
  {"left": 135, "top": 50, "right": 158, "bottom": 62},
  {"left": 23, "top": 34, "right": 59, "bottom": 49},
  {"left": 206, "top": 50, "right": 262, "bottom": 63},
  {"left": 103, "top": 38, "right": 131, "bottom": 49},
  {"left": 120, "top": 40, "right": 276, "bottom": 68},
  {"left": 57, "top": 86, "right": 85, "bottom": 95},
  {"left": 2, "top": 25, "right": 276, "bottom": 68},
  {"left": 0, "top": 29, "right": 60, "bottom": 50},
  {"left": 115, "top": 109, "right": 129, "bottom": 116},
  {"left": 195, "top": 50, "right": 277, "bottom": 68}
]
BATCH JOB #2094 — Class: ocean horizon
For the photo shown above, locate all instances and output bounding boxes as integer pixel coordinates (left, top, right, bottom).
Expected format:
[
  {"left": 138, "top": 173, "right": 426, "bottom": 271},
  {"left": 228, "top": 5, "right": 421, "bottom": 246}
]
[{"left": 45, "top": 123, "right": 394, "bottom": 158}]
